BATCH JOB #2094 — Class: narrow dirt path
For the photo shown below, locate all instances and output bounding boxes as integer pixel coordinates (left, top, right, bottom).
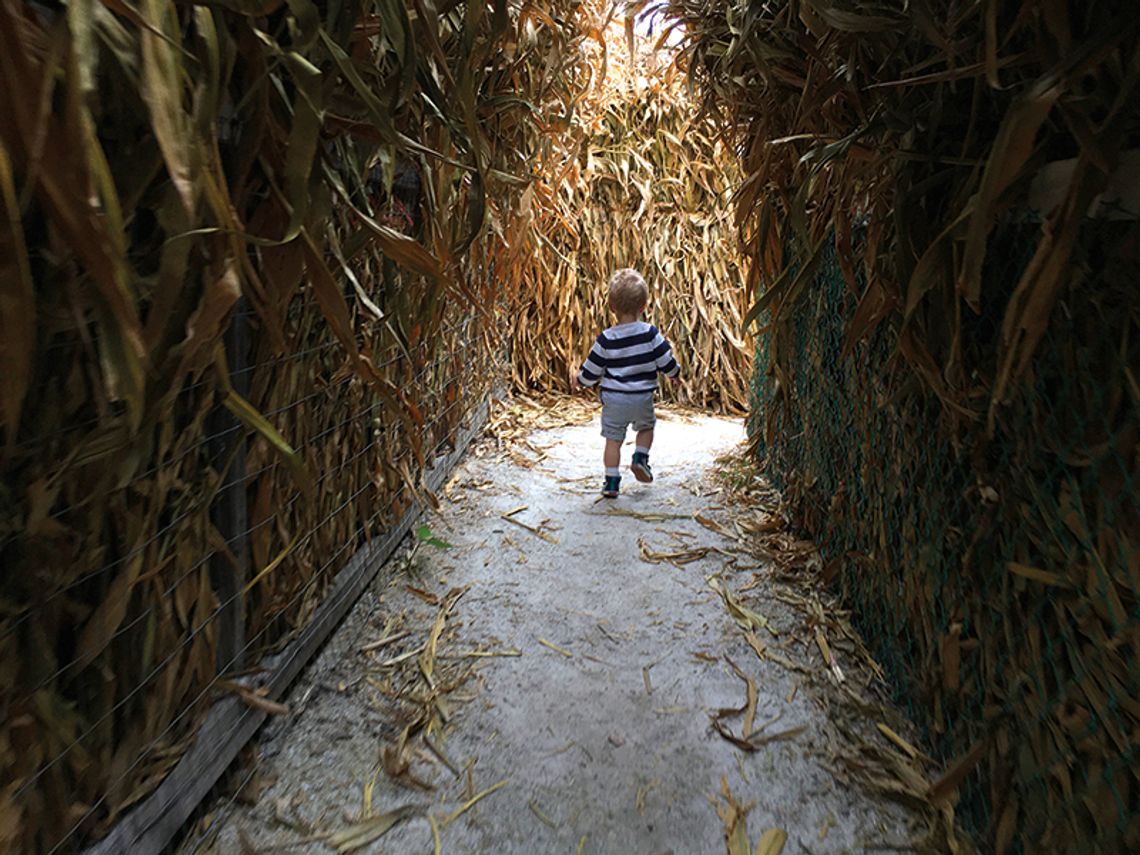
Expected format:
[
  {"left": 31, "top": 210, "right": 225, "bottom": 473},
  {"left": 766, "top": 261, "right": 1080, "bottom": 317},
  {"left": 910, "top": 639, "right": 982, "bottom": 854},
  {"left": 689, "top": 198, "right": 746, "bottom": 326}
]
[{"left": 203, "top": 401, "right": 932, "bottom": 854}]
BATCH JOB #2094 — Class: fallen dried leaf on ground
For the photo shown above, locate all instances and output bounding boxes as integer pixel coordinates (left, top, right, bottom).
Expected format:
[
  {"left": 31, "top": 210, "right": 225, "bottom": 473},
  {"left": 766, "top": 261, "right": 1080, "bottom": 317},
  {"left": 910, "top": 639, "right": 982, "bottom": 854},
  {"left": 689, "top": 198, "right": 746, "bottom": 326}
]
[
  {"left": 381, "top": 722, "right": 435, "bottom": 791},
  {"left": 439, "top": 779, "right": 508, "bottom": 827},
  {"left": 420, "top": 586, "right": 469, "bottom": 684},
  {"left": 500, "top": 512, "right": 559, "bottom": 543},
  {"left": 711, "top": 716, "right": 806, "bottom": 754},
  {"left": 877, "top": 723, "right": 920, "bottom": 760},
  {"left": 538, "top": 637, "right": 573, "bottom": 658},
  {"left": 445, "top": 647, "right": 522, "bottom": 659},
  {"left": 815, "top": 630, "right": 845, "bottom": 684},
  {"left": 590, "top": 507, "right": 691, "bottom": 522},
  {"left": 710, "top": 658, "right": 759, "bottom": 745},
  {"left": 217, "top": 681, "right": 291, "bottom": 717},
  {"left": 423, "top": 733, "right": 460, "bottom": 777},
  {"left": 326, "top": 805, "right": 422, "bottom": 853},
  {"left": 694, "top": 512, "right": 726, "bottom": 534},
  {"left": 405, "top": 585, "right": 441, "bottom": 605},
  {"left": 528, "top": 799, "right": 558, "bottom": 828},
  {"left": 360, "top": 629, "right": 413, "bottom": 653},
  {"left": 375, "top": 646, "right": 424, "bottom": 667},
  {"left": 635, "top": 779, "right": 659, "bottom": 815},
  {"left": 639, "top": 537, "right": 713, "bottom": 567},
  {"left": 754, "top": 827, "right": 787, "bottom": 855},
  {"left": 707, "top": 577, "right": 777, "bottom": 637},
  {"left": 710, "top": 777, "right": 753, "bottom": 855}
]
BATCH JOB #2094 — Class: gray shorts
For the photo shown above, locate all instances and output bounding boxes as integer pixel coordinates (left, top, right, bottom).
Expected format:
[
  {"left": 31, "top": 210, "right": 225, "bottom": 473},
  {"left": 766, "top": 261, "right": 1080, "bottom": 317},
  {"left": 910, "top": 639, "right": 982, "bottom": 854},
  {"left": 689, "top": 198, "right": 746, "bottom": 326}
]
[{"left": 600, "top": 391, "right": 656, "bottom": 441}]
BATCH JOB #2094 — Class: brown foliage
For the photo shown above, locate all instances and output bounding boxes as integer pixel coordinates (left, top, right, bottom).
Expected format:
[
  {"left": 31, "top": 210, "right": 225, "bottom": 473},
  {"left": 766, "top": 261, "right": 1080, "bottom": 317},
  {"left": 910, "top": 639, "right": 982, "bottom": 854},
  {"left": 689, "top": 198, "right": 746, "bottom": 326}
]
[
  {"left": 0, "top": 0, "right": 587, "bottom": 850},
  {"left": 663, "top": 0, "right": 1140, "bottom": 850}
]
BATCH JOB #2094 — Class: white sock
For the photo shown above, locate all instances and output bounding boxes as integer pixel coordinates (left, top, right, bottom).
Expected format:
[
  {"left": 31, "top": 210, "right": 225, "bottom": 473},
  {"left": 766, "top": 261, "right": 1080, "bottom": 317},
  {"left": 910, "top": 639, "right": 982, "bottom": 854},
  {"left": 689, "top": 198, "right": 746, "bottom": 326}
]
[
  {"left": 605, "top": 467, "right": 620, "bottom": 477},
  {"left": 635, "top": 446, "right": 650, "bottom": 456}
]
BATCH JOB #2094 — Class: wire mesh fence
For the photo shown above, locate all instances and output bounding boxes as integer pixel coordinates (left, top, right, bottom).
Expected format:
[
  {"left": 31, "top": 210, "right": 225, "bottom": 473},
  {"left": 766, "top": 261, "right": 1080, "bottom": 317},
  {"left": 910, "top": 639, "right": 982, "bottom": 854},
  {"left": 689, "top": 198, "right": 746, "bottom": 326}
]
[
  {"left": 0, "top": 276, "right": 501, "bottom": 852},
  {"left": 750, "top": 222, "right": 1139, "bottom": 852}
]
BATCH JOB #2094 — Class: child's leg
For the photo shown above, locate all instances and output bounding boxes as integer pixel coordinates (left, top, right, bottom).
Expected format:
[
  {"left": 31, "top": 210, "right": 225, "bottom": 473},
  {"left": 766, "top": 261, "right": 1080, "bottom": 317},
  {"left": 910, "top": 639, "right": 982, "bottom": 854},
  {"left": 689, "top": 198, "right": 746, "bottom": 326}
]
[
  {"left": 630, "top": 399, "right": 655, "bottom": 482},
  {"left": 599, "top": 394, "right": 627, "bottom": 496},
  {"left": 635, "top": 428, "right": 654, "bottom": 453},
  {"left": 601, "top": 438, "right": 623, "bottom": 497},
  {"left": 604, "top": 439, "right": 622, "bottom": 469},
  {"left": 631, "top": 429, "right": 654, "bottom": 482},
  {"left": 632, "top": 396, "right": 656, "bottom": 459}
]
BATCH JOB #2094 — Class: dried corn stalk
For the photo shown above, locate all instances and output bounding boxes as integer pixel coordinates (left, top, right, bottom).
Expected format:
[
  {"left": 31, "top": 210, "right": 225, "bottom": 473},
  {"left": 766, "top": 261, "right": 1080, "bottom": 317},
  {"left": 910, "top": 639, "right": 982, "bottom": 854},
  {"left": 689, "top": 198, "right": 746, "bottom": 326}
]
[
  {"left": 0, "top": 1, "right": 592, "bottom": 851},
  {"left": 509, "top": 12, "right": 752, "bottom": 413},
  {"left": 661, "top": 0, "right": 1140, "bottom": 850}
]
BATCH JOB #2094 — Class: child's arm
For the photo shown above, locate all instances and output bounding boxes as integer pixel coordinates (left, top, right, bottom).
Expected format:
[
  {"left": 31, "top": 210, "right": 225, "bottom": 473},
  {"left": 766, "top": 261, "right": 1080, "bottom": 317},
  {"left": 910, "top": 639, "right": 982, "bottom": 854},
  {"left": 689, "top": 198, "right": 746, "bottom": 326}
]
[
  {"left": 576, "top": 336, "right": 607, "bottom": 387},
  {"left": 651, "top": 328, "right": 680, "bottom": 380}
]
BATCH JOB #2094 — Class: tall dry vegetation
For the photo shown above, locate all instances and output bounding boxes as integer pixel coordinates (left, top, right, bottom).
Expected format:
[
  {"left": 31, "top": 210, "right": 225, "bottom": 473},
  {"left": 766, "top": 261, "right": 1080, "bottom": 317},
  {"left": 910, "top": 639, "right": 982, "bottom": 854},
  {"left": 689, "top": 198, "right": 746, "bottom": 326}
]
[
  {"left": 0, "top": 1, "right": 595, "bottom": 850},
  {"left": 664, "top": 0, "right": 1139, "bottom": 850},
  {"left": 510, "top": 16, "right": 752, "bottom": 413},
  {"left": 666, "top": 0, "right": 1137, "bottom": 425}
]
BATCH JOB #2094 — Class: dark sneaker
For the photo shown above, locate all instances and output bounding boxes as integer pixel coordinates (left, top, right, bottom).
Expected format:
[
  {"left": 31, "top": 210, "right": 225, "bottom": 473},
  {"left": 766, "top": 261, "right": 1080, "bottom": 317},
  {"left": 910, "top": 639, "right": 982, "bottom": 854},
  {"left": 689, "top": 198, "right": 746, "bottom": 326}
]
[
  {"left": 601, "top": 475, "right": 621, "bottom": 498},
  {"left": 631, "top": 452, "right": 653, "bottom": 483}
]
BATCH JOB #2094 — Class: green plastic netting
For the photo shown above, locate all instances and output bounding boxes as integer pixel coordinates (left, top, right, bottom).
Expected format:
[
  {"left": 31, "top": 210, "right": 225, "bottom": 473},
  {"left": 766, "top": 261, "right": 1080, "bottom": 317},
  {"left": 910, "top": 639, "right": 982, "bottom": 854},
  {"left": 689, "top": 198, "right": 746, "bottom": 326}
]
[{"left": 750, "top": 223, "right": 1139, "bottom": 852}]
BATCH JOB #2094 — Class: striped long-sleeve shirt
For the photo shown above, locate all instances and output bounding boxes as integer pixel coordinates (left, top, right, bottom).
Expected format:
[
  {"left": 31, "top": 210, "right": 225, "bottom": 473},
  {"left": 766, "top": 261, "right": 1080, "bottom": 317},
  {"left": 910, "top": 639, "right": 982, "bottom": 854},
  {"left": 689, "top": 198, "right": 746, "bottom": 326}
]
[{"left": 577, "top": 321, "right": 680, "bottom": 395}]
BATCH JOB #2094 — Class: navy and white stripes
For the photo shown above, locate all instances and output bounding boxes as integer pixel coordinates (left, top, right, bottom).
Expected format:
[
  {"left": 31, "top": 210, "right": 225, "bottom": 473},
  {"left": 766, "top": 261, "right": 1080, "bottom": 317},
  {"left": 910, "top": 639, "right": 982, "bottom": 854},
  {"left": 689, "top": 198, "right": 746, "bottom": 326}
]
[{"left": 577, "top": 321, "right": 680, "bottom": 394}]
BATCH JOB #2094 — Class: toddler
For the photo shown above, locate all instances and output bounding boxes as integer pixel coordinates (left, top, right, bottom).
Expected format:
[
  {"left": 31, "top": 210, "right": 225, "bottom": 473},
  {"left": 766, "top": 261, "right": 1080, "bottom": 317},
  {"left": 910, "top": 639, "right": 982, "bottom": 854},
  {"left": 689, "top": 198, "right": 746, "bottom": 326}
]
[{"left": 576, "top": 269, "right": 680, "bottom": 497}]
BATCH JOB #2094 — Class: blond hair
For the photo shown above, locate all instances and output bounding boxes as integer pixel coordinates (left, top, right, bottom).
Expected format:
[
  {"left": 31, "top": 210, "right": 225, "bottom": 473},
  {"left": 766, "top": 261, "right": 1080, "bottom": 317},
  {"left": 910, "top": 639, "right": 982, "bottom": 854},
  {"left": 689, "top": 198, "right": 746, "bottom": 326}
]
[{"left": 608, "top": 268, "right": 648, "bottom": 315}]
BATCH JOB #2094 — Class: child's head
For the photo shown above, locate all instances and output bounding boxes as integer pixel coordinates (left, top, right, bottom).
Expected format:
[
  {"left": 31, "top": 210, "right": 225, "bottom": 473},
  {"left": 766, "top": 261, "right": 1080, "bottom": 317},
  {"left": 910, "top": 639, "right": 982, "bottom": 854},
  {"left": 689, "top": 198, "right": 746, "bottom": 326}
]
[{"left": 608, "top": 268, "right": 648, "bottom": 318}]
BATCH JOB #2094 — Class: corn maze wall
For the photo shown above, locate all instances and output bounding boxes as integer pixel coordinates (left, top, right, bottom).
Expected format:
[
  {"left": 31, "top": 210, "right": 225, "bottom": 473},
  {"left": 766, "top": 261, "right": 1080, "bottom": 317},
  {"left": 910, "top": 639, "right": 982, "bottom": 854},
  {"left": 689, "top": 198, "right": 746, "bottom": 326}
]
[
  {"left": 752, "top": 223, "right": 1139, "bottom": 851},
  {"left": 0, "top": 0, "right": 595, "bottom": 851},
  {"left": 664, "top": 0, "right": 1140, "bottom": 850},
  {"left": 510, "top": 29, "right": 752, "bottom": 414}
]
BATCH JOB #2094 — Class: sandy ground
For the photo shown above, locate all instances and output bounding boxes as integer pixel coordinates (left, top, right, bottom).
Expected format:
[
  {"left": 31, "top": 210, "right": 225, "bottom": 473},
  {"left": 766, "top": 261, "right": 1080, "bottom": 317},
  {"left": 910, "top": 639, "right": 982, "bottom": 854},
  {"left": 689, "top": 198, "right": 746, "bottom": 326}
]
[{"left": 199, "top": 404, "right": 929, "bottom": 854}]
